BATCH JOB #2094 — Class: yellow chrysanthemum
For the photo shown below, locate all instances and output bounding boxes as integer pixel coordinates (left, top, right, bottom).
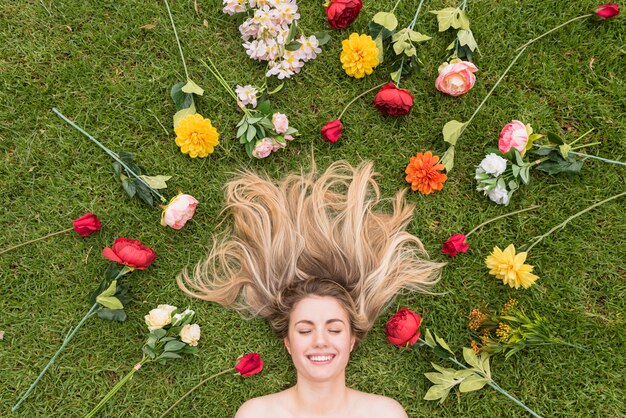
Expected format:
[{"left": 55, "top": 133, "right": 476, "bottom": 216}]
[
  {"left": 340, "top": 33, "right": 379, "bottom": 78},
  {"left": 175, "top": 113, "right": 219, "bottom": 158},
  {"left": 485, "top": 244, "right": 538, "bottom": 289}
]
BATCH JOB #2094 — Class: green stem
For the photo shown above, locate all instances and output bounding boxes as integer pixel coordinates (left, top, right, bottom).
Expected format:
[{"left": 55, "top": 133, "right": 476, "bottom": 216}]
[
  {"left": 395, "top": 0, "right": 426, "bottom": 87},
  {"left": 0, "top": 227, "right": 73, "bottom": 256},
  {"left": 163, "top": 0, "right": 189, "bottom": 80},
  {"left": 418, "top": 338, "right": 542, "bottom": 418},
  {"left": 391, "top": 0, "right": 402, "bottom": 13},
  {"left": 199, "top": 58, "right": 253, "bottom": 117},
  {"left": 465, "top": 205, "right": 539, "bottom": 237},
  {"left": 12, "top": 303, "right": 102, "bottom": 412},
  {"left": 52, "top": 108, "right": 166, "bottom": 203},
  {"left": 338, "top": 82, "right": 387, "bottom": 120},
  {"left": 525, "top": 191, "right": 626, "bottom": 253},
  {"left": 453, "top": 0, "right": 468, "bottom": 57},
  {"left": 83, "top": 356, "right": 150, "bottom": 418},
  {"left": 571, "top": 142, "right": 600, "bottom": 150},
  {"left": 568, "top": 128, "right": 594, "bottom": 146},
  {"left": 158, "top": 368, "right": 233, "bottom": 418},
  {"left": 515, "top": 14, "right": 592, "bottom": 52}
]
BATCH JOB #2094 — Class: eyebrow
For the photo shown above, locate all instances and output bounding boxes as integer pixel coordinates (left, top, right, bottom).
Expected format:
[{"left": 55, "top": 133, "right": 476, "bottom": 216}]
[{"left": 295, "top": 319, "right": 345, "bottom": 326}]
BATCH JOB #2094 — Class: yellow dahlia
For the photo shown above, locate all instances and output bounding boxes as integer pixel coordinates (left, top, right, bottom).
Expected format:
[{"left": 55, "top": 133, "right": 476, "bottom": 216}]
[
  {"left": 485, "top": 244, "right": 538, "bottom": 289},
  {"left": 175, "top": 113, "right": 219, "bottom": 158},
  {"left": 340, "top": 33, "right": 379, "bottom": 78}
]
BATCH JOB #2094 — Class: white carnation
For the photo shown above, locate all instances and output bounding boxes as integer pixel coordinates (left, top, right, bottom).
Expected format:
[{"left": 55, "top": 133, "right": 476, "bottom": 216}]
[
  {"left": 478, "top": 153, "right": 508, "bottom": 176},
  {"left": 488, "top": 184, "right": 510, "bottom": 205}
]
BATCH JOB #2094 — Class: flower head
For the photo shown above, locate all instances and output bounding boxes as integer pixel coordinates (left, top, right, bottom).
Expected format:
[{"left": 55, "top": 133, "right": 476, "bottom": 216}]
[
  {"left": 180, "top": 324, "right": 201, "bottom": 346},
  {"left": 235, "top": 85, "right": 258, "bottom": 108},
  {"left": 272, "top": 112, "right": 289, "bottom": 133},
  {"left": 252, "top": 138, "right": 274, "bottom": 159},
  {"left": 102, "top": 238, "right": 156, "bottom": 270},
  {"left": 340, "top": 33, "right": 379, "bottom": 78},
  {"left": 373, "top": 82, "right": 414, "bottom": 116},
  {"left": 235, "top": 352, "right": 264, "bottom": 376},
  {"left": 485, "top": 244, "right": 538, "bottom": 289},
  {"left": 321, "top": 119, "right": 342, "bottom": 143},
  {"left": 175, "top": 113, "right": 219, "bottom": 158},
  {"left": 405, "top": 151, "right": 448, "bottom": 194},
  {"left": 72, "top": 213, "right": 102, "bottom": 237},
  {"left": 478, "top": 153, "right": 508, "bottom": 176},
  {"left": 435, "top": 59, "right": 478, "bottom": 96},
  {"left": 595, "top": 3, "right": 619, "bottom": 19},
  {"left": 160, "top": 193, "right": 199, "bottom": 230},
  {"left": 144, "top": 304, "right": 177, "bottom": 330},
  {"left": 442, "top": 233, "right": 469, "bottom": 257},
  {"left": 386, "top": 308, "right": 421, "bottom": 346},
  {"left": 488, "top": 184, "right": 510, "bottom": 205},
  {"left": 499, "top": 120, "right": 531, "bottom": 155}
]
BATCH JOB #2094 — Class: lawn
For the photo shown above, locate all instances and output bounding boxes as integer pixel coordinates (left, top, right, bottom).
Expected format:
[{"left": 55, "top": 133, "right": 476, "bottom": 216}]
[{"left": 0, "top": 0, "right": 624, "bottom": 417}]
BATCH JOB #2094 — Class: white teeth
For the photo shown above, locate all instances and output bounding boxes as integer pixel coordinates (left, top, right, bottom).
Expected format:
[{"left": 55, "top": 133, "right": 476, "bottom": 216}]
[{"left": 309, "top": 355, "right": 333, "bottom": 361}]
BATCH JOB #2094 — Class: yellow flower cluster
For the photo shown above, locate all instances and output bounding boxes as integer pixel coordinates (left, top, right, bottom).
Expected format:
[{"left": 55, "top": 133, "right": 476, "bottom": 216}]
[
  {"left": 485, "top": 244, "right": 538, "bottom": 289},
  {"left": 174, "top": 113, "right": 219, "bottom": 158},
  {"left": 340, "top": 33, "right": 379, "bottom": 78}
]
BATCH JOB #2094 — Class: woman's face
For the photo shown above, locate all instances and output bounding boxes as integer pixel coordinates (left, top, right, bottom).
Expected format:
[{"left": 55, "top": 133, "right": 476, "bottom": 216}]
[{"left": 284, "top": 295, "right": 356, "bottom": 384}]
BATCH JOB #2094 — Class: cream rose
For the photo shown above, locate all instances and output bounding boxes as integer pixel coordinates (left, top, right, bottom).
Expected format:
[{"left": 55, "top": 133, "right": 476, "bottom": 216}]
[
  {"left": 435, "top": 59, "right": 478, "bottom": 97},
  {"left": 180, "top": 324, "right": 201, "bottom": 346},
  {"left": 144, "top": 304, "right": 177, "bottom": 330}
]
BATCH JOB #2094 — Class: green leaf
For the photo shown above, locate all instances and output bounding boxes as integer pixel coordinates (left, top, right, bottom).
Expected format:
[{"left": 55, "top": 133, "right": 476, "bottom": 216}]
[
  {"left": 442, "top": 120, "right": 467, "bottom": 146},
  {"left": 164, "top": 340, "right": 187, "bottom": 352},
  {"left": 372, "top": 12, "right": 398, "bottom": 31},
  {"left": 520, "top": 166, "right": 530, "bottom": 184},
  {"left": 97, "top": 296, "right": 123, "bottom": 310},
  {"left": 158, "top": 351, "right": 182, "bottom": 360},
  {"left": 181, "top": 79, "right": 204, "bottom": 96},
  {"left": 424, "top": 329, "right": 436, "bottom": 347},
  {"left": 514, "top": 149, "right": 525, "bottom": 166},
  {"left": 408, "top": 30, "right": 431, "bottom": 43},
  {"left": 246, "top": 125, "right": 257, "bottom": 142},
  {"left": 559, "top": 143, "right": 572, "bottom": 158},
  {"left": 284, "top": 41, "right": 301, "bottom": 51},
  {"left": 142, "top": 345, "right": 157, "bottom": 360},
  {"left": 244, "top": 139, "right": 255, "bottom": 158},
  {"left": 440, "top": 146, "right": 455, "bottom": 172},
  {"left": 457, "top": 29, "right": 477, "bottom": 51},
  {"left": 286, "top": 21, "right": 298, "bottom": 43},
  {"left": 536, "top": 157, "right": 583, "bottom": 176},
  {"left": 170, "top": 81, "right": 194, "bottom": 111},
  {"left": 462, "top": 347, "right": 481, "bottom": 370},
  {"left": 423, "top": 384, "right": 451, "bottom": 403},
  {"left": 133, "top": 179, "right": 154, "bottom": 206},
  {"left": 181, "top": 346, "right": 199, "bottom": 354},
  {"left": 236, "top": 116, "right": 247, "bottom": 127},
  {"left": 97, "top": 308, "right": 127, "bottom": 322},
  {"left": 173, "top": 102, "right": 196, "bottom": 129},
  {"left": 97, "top": 279, "right": 116, "bottom": 298},
  {"left": 430, "top": 8, "right": 469, "bottom": 32},
  {"left": 390, "top": 69, "right": 401, "bottom": 83},
  {"left": 547, "top": 132, "right": 564, "bottom": 145},
  {"left": 374, "top": 34, "right": 384, "bottom": 64},
  {"left": 481, "top": 353, "right": 491, "bottom": 379},
  {"left": 236, "top": 122, "right": 248, "bottom": 139},
  {"left": 139, "top": 175, "right": 171, "bottom": 190},
  {"left": 511, "top": 164, "right": 520, "bottom": 178},
  {"left": 121, "top": 177, "right": 136, "bottom": 198},
  {"left": 267, "top": 82, "right": 284, "bottom": 95},
  {"left": 435, "top": 335, "right": 454, "bottom": 355},
  {"left": 368, "top": 21, "right": 394, "bottom": 41},
  {"left": 508, "top": 180, "right": 518, "bottom": 191},
  {"left": 457, "top": 10, "right": 470, "bottom": 30},
  {"left": 313, "top": 31, "right": 330, "bottom": 46},
  {"left": 424, "top": 372, "right": 454, "bottom": 385},
  {"left": 459, "top": 375, "right": 490, "bottom": 392},
  {"left": 257, "top": 100, "right": 271, "bottom": 115}
]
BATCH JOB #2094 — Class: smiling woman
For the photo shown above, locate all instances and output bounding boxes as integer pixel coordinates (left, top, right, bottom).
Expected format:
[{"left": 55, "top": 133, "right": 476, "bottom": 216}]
[{"left": 178, "top": 160, "right": 445, "bottom": 417}]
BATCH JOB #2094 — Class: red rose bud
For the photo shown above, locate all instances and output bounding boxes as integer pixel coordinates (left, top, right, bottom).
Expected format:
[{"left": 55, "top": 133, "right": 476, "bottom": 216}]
[
  {"left": 102, "top": 238, "right": 156, "bottom": 270},
  {"left": 595, "top": 3, "right": 619, "bottom": 19},
  {"left": 321, "top": 119, "right": 342, "bottom": 143},
  {"left": 386, "top": 308, "right": 422, "bottom": 346},
  {"left": 235, "top": 352, "right": 264, "bottom": 377},
  {"left": 326, "top": 0, "right": 362, "bottom": 30},
  {"left": 442, "top": 234, "right": 469, "bottom": 257},
  {"left": 72, "top": 213, "right": 102, "bottom": 237},
  {"left": 373, "top": 82, "right": 414, "bottom": 116}
]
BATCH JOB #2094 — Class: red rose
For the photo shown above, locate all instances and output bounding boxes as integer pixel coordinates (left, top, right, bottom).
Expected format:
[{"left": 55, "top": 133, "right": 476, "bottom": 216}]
[
  {"left": 235, "top": 352, "right": 263, "bottom": 376},
  {"left": 326, "top": 0, "right": 362, "bottom": 30},
  {"left": 373, "top": 82, "right": 414, "bottom": 116},
  {"left": 102, "top": 238, "right": 156, "bottom": 270},
  {"left": 595, "top": 3, "right": 619, "bottom": 19},
  {"left": 321, "top": 119, "right": 342, "bottom": 143},
  {"left": 442, "top": 234, "right": 469, "bottom": 257},
  {"left": 72, "top": 213, "right": 102, "bottom": 237},
  {"left": 386, "top": 308, "right": 421, "bottom": 346}
]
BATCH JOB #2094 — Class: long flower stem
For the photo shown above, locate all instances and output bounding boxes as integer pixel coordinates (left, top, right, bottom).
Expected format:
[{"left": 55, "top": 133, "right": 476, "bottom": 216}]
[
  {"left": 83, "top": 357, "right": 150, "bottom": 418},
  {"left": 0, "top": 227, "right": 73, "bottom": 256},
  {"left": 12, "top": 302, "right": 101, "bottom": 412},
  {"left": 391, "top": 0, "right": 402, "bottom": 13},
  {"left": 515, "top": 14, "right": 592, "bottom": 52},
  {"left": 465, "top": 205, "right": 539, "bottom": 237},
  {"left": 525, "top": 191, "right": 626, "bottom": 253},
  {"left": 158, "top": 368, "right": 233, "bottom": 418},
  {"left": 163, "top": 0, "right": 189, "bottom": 80},
  {"left": 338, "top": 82, "right": 387, "bottom": 120},
  {"left": 199, "top": 58, "right": 253, "bottom": 117},
  {"left": 419, "top": 338, "right": 542, "bottom": 418},
  {"left": 52, "top": 108, "right": 166, "bottom": 203}
]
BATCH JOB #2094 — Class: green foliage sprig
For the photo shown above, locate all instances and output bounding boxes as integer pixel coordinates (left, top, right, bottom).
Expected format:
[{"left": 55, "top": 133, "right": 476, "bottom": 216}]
[{"left": 430, "top": 0, "right": 478, "bottom": 61}]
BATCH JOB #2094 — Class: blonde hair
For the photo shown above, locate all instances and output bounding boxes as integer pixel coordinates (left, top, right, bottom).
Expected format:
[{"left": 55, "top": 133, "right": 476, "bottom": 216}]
[{"left": 178, "top": 160, "right": 444, "bottom": 342}]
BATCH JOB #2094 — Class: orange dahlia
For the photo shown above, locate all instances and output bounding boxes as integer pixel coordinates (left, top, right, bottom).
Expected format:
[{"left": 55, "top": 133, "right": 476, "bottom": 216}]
[{"left": 405, "top": 151, "right": 447, "bottom": 194}]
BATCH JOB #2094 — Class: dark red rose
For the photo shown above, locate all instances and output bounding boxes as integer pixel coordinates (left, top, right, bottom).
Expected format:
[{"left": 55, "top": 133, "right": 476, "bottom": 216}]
[
  {"left": 72, "top": 213, "right": 102, "bottom": 237},
  {"left": 102, "top": 238, "right": 156, "bottom": 270},
  {"left": 442, "top": 234, "right": 469, "bottom": 257},
  {"left": 326, "top": 0, "right": 363, "bottom": 30},
  {"left": 373, "top": 82, "right": 414, "bottom": 116},
  {"left": 386, "top": 308, "right": 421, "bottom": 346},
  {"left": 235, "top": 352, "right": 263, "bottom": 376},
  {"left": 595, "top": 3, "right": 619, "bottom": 19},
  {"left": 321, "top": 119, "right": 342, "bottom": 143}
]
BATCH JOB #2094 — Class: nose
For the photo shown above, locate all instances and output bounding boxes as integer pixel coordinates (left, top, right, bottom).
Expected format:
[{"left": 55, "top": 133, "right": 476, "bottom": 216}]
[{"left": 313, "top": 330, "right": 328, "bottom": 348}]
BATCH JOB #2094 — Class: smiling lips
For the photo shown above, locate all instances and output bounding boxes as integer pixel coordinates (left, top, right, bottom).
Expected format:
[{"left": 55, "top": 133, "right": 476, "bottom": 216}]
[{"left": 307, "top": 354, "right": 335, "bottom": 363}]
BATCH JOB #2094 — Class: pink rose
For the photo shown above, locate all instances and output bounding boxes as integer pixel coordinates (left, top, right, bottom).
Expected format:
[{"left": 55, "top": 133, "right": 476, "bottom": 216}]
[
  {"left": 435, "top": 60, "right": 478, "bottom": 96},
  {"left": 160, "top": 193, "right": 199, "bottom": 230},
  {"left": 272, "top": 112, "right": 289, "bottom": 134},
  {"left": 595, "top": 3, "right": 619, "bottom": 19},
  {"left": 498, "top": 120, "right": 529, "bottom": 154},
  {"left": 271, "top": 138, "right": 287, "bottom": 151},
  {"left": 252, "top": 138, "right": 274, "bottom": 159},
  {"left": 442, "top": 234, "right": 469, "bottom": 257}
]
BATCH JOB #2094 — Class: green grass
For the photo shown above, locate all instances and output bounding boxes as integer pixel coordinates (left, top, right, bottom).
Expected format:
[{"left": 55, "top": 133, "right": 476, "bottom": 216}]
[{"left": 1, "top": 0, "right": 624, "bottom": 416}]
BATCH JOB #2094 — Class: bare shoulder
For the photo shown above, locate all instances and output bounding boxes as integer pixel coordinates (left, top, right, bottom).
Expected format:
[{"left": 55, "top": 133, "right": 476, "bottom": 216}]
[
  {"left": 350, "top": 390, "right": 408, "bottom": 418},
  {"left": 235, "top": 391, "right": 290, "bottom": 418}
]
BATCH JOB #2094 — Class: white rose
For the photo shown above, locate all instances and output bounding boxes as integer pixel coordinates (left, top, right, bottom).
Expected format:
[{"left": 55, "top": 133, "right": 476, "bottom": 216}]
[
  {"left": 478, "top": 153, "right": 508, "bottom": 176},
  {"left": 488, "top": 184, "right": 510, "bottom": 205},
  {"left": 144, "top": 304, "right": 177, "bottom": 331},
  {"left": 180, "top": 324, "right": 201, "bottom": 346}
]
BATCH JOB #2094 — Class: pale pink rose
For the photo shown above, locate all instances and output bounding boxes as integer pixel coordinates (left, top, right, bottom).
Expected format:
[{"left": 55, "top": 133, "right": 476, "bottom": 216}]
[
  {"left": 160, "top": 194, "right": 199, "bottom": 230},
  {"left": 271, "top": 138, "right": 287, "bottom": 151},
  {"left": 284, "top": 134, "right": 294, "bottom": 141},
  {"left": 272, "top": 112, "right": 289, "bottom": 133},
  {"left": 252, "top": 138, "right": 274, "bottom": 159},
  {"left": 435, "top": 60, "right": 478, "bottom": 96},
  {"left": 498, "top": 120, "right": 529, "bottom": 154}
]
